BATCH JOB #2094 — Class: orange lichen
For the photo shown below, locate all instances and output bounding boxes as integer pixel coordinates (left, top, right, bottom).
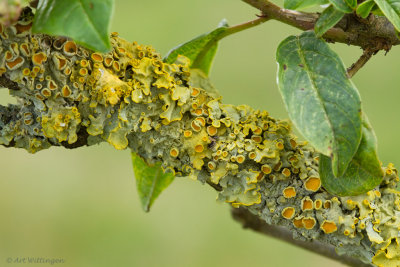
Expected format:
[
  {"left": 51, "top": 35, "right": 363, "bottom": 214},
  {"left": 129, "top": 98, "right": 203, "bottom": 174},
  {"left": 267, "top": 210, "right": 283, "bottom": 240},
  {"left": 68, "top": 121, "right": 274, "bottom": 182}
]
[
  {"left": 191, "top": 120, "right": 202, "bottom": 132},
  {"left": 283, "top": 187, "right": 296, "bottom": 198},
  {"left": 282, "top": 207, "right": 295, "bottom": 219},
  {"left": 195, "top": 117, "right": 206, "bottom": 127},
  {"left": 22, "top": 68, "right": 30, "bottom": 76},
  {"left": 253, "top": 127, "right": 262, "bottom": 135},
  {"left": 256, "top": 172, "right": 264, "bottom": 181},
  {"left": 207, "top": 126, "right": 217, "bottom": 136},
  {"left": 170, "top": 148, "right": 179, "bottom": 158},
  {"left": 184, "top": 130, "right": 192, "bottom": 137},
  {"left": 15, "top": 21, "right": 32, "bottom": 34},
  {"left": 191, "top": 88, "right": 200, "bottom": 97},
  {"left": 236, "top": 155, "right": 245, "bottom": 164},
  {"left": 321, "top": 221, "right": 337, "bottom": 234},
  {"left": 32, "top": 52, "right": 47, "bottom": 65},
  {"left": 208, "top": 161, "right": 216, "bottom": 170},
  {"left": 302, "top": 217, "right": 316, "bottom": 229},
  {"left": 63, "top": 41, "right": 77, "bottom": 55},
  {"left": 261, "top": 164, "right": 272, "bottom": 174},
  {"left": 290, "top": 139, "right": 297, "bottom": 148},
  {"left": 252, "top": 135, "right": 262, "bottom": 143},
  {"left": 64, "top": 67, "right": 72, "bottom": 75},
  {"left": 6, "top": 56, "right": 24, "bottom": 70},
  {"left": 314, "top": 199, "right": 322, "bottom": 210},
  {"left": 282, "top": 168, "right": 291, "bottom": 177},
  {"left": 62, "top": 85, "right": 71, "bottom": 97},
  {"left": 324, "top": 200, "right": 331, "bottom": 209},
  {"left": 249, "top": 152, "right": 256, "bottom": 160},
  {"left": 80, "top": 60, "right": 89, "bottom": 68},
  {"left": 20, "top": 43, "right": 30, "bottom": 56},
  {"left": 41, "top": 89, "right": 51, "bottom": 97},
  {"left": 52, "top": 54, "right": 67, "bottom": 70},
  {"left": 91, "top": 53, "right": 103, "bottom": 62},
  {"left": 113, "top": 61, "right": 120, "bottom": 72},
  {"left": 276, "top": 141, "right": 284, "bottom": 150},
  {"left": 193, "top": 109, "right": 203, "bottom": 116},
  {"left": 195, "top": 144, "right": 204, "bottom": 153},
  {"left": 79, "top": 68, "right": 88, "bottom": 76},
  {"left": 104, "top": 57, "right": 113, "bottom": 67},
  {"left": 293, "top": 216, "right": 304, "bottom": 228},
  {"left": 304, "top": 177, "right": 321, "bottom": 192},
  {"left": 301, "top": 197, "right": 313, "bottom": 211}
]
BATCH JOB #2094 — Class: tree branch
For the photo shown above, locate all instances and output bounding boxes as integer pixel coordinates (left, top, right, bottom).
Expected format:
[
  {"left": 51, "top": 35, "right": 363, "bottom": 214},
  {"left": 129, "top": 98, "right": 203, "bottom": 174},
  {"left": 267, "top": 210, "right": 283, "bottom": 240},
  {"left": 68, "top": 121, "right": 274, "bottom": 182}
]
[
  {"left": 0, "top": 75, "right": 20, "bottom": 91},
  {"left": 231, "top": 207, "right": 373, "bottom": 267},
  {"left": 1, "top": 15, "right": 399, "bottom": 267},
  {"left": 347, "top": 48, "right": 376, "bottom": 78},
  {"left": 242, "top": 0, "right": 400, "bottom": 50}
]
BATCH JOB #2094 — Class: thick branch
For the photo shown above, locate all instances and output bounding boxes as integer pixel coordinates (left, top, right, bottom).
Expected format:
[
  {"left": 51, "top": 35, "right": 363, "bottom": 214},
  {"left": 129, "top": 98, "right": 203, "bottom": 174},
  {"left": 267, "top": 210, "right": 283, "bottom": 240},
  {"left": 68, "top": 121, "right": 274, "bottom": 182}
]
[
  {"left": 232, "top": 207, "right": 373, "bottom": 267},
  {"left": 242, "top": 0, "right": 400, "bottom": 50},
  {"left": 1, "top": 15, "right": 399, "bottom": 267}
]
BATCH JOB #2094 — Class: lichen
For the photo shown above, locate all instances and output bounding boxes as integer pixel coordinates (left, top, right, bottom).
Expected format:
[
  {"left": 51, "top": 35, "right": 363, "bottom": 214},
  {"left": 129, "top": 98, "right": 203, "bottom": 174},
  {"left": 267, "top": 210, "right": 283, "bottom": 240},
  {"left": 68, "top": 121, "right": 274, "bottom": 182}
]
[{"left": 0, "top": 12, "right": 399, "bottom": 266}]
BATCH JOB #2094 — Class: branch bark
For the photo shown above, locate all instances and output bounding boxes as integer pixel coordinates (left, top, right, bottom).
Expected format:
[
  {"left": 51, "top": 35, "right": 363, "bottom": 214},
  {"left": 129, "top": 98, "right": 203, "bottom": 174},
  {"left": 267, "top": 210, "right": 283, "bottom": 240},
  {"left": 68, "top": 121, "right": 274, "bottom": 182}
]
[
  {"left": 231, "top": 207, "right": 373, "bottom": 267},
  {"left": 242, "top": 0, "right": 399, "bottom": 51}
]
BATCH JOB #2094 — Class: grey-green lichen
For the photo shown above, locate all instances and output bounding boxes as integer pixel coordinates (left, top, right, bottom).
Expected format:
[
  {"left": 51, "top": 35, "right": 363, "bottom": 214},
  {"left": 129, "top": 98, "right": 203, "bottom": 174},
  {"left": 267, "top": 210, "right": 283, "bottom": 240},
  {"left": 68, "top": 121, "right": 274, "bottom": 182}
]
[{"left": 0, "top": 12, "right": 399, "bottom": 267}]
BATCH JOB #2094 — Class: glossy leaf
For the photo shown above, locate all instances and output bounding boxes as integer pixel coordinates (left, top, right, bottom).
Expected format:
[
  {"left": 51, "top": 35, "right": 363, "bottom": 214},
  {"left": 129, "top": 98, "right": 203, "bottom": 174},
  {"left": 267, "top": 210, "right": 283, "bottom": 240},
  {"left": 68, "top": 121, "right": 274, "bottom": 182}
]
[
  {"left": 320, "top": 118, "right": 383, "bottom": 196},
  {"left": 345, "top": 0, "right": 357, "bottom": 9},
  {"left": 373, "top": 0, "right": 400, "bottom": 31},
  {"left": 32, "top": 0, "right": 114, "bottom": 53},
  {"left": 284, "top": 0, "right": 329, "bottom": 10},
  {"left": 131, "top": 153, "right": 175, "bottom": 212},
  {"left": 315, "top": 5, "right": 345, "bottom": 37},
  {"left": 329, "top": 0, "right": 353, "bottom": 12},
  {"left": 356, "top": 0, "right": 376, "bottom": 18},
  {"left": 163, "top": 19, "right": 229, "bottom": 75},
  {"left": 276, "top": 31, "right": 362, "bottom": 177}
]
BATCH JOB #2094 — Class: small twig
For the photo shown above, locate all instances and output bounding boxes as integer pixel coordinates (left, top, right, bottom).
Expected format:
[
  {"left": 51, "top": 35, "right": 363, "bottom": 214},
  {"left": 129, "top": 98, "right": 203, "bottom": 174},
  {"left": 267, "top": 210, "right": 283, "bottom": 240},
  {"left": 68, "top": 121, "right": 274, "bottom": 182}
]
[
  {"left": 347, "top": 48, "right": 376, "bottom": 78},
  {"left": 231, "top": 207, "right": 373, "bottom": 267}
]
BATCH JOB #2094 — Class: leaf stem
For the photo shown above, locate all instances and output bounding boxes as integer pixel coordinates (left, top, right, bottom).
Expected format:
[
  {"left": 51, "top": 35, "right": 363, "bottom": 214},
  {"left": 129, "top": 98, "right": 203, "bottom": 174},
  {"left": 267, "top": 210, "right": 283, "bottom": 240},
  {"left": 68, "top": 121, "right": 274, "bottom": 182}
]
[
  {"left": 192, "top": 17, "right": 269, "bottom": 69},
  {"left": 220, "top": 16, "right": 270, "bottom": 40}
]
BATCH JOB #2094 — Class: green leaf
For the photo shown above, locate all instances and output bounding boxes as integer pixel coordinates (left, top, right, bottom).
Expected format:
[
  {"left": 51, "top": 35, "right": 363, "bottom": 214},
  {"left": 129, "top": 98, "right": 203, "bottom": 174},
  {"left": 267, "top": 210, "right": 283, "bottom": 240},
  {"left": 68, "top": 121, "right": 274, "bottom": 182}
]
[
  {"left": 163, "top": 19, "right": 229, "bottom": 75},
  {"left": 373, "top": 0, "right": 400, "bottom": 31},
  {"left": 284, "top": 0, "right": 329, "bottom": 10},
  {"left": 315, "top": 5, "right": 345, "bottom": 37},
  {"left": 357, "top": 0, "right": 376, "bottom": 18},
  {"left": 371, "top": 4, "right": 385, "bottom": 15},
  {"left": 345, "top": 0, "right": 358, "bottom": 9},
  {"left": 276, "top": 31, "right": 362, "bottom": 178},
  {"left": 329, "top": 0, "right": 354, "bottom": 12},
  {"left": 319, "top": 118, "right": 384, "bottom": 196},
  {"left": 32, "top": 0, "right": 114, "bottom": 53},
  {"left": 131, "top": 153, "right": 175, "bottom": 212}
]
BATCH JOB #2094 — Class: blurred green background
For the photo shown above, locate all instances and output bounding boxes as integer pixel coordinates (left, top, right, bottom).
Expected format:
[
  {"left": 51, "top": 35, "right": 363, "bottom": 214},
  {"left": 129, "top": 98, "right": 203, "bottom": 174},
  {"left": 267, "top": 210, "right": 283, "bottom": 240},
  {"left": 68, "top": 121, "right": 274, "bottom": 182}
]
[{"left": 1, "top": 0, "right": 399, "bottom": 266}]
